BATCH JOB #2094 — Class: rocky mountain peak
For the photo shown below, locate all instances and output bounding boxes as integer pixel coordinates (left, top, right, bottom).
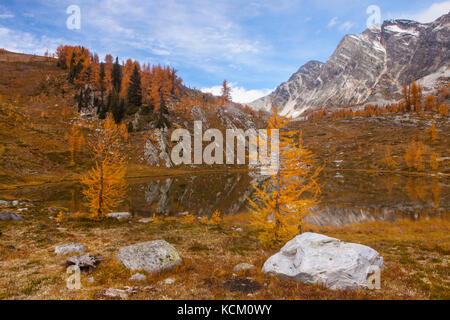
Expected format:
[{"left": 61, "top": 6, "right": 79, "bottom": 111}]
[{"left": 250, "top": 12, "right": 450, "bottom": 117}]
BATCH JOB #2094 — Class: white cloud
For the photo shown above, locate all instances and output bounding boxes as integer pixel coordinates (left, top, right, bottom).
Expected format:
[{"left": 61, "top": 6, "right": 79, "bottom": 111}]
[
  {"left": 152, "top": 48, "right": 171, "bottom": 56},
  {"left": 84, "top": 0, "right": 267, "bottom": 73},
  {"left": 328, "top": 17, "right": 338, "bottom": 27},
  {"left": 397, "top": 1, "right": 450, "bottom": 23},
  {"left": 0, "top": 27, "right": 65, "bottom": 55},
  {"left": 201, "top": 83, "right": 272, "bottom": 104},
  {"left": 339, "top": 21, "right": 355, "bottom": 32},
  {"left": 0, "top": 14, "right": 14, "bottom": 19}
]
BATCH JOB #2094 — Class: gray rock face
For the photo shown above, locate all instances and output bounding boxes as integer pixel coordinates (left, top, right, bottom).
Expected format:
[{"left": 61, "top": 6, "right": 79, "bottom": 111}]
[
  {"left": 144, "top": 128, "right": 172, "bottom": 168},
  {"left": 118, "top": 240, "right": 183, "bottom": 273},
  {"left": 250, "top": 13, "right": 450, "bottom": 117},
  {"left": 107, "top": 212, "right": 131, "bottom": 220},
  {"left": 262, "top": 233, "right": 385, "bottom": 290},
  {"left": 55, "top": 242, "right": 86, "bottom": 255},
  {"left": 0, "top": 212, "right": 24, "bottom": 221}
]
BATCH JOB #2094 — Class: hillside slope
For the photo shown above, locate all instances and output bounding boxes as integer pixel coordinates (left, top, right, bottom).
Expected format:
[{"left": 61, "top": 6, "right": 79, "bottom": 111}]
[{"left": 0, "top": 50, "right": 263, "bottom": 187}]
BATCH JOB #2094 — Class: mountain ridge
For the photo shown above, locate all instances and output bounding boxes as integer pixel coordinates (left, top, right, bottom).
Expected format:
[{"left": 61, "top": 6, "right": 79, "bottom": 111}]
[{"left": 250, "top": 12, "right": 450, "bottom": 117}]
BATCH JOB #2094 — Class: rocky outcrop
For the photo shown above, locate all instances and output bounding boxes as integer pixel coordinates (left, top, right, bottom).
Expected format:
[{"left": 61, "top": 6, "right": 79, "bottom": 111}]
[
  {"left": 250, "top": 13, "right": 450, "bottom": 117},
  {"left": 262, "top": 233, "right": 385, "bottom": 290},
  {"left": 144, "top": 128, "right": 172, "bottom": 168},
  {"left": 118, "top": 240, "right": 183, "bottom": 273}
]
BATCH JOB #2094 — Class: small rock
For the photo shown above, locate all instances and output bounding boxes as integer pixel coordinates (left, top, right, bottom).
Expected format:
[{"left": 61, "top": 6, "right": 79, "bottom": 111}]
[
  {"left": 12, "top": 201, "right": 19, "bottom": 206},
  {"left": 48, "top": 207, "right": 66, "bottom": 214},
  {"left": 118, "top": 240, "right": 183, "bottom": 273},
  {"left": 129, "top": 273, "right": 147, "bottom": 282},
  {"left": 0, "top": 200, "right": 10, "bottom": 206},
  {"left": 17, "top": 208, "right": 28, "bottom": 212},
  {"left": 87, "top": 277, "right": 94, "bottom": 283},
  {"left": 124, "top": 286, "right": 139, "bottom": 294},
  {"left": 164, "top": 278, "right": 175, "bottom": 285},
  {"left": 233, "top": 263, "right": 256, "bottom": 273},
  {"left": 0, "top": 212, "right": 24, "bottom": 221},
  {"left": 144, "top": 286, "right": 158, "bottom": 292},
  {"left": 62, "top": 254, "right": 103, "bottom": 273},
  {"left": 55, "top": 242, "right": 86, "bottom": 255},
  {"left": 138, "top": 218, "right": 154, "bottom": 224},
  {"left": 107, "top": 212, "right": 131, "bottom": 220},
  {"left": 102, "top": 288, "right": 129, "bottom": 299}
]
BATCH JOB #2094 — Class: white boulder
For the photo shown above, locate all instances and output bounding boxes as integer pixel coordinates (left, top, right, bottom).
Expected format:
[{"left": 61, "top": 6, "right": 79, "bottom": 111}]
[{"left": 262, "top": 232, "right": 385, "bottom": 290}]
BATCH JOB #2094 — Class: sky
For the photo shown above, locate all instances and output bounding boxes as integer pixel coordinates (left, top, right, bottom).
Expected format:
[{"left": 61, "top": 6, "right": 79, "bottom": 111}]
[{"left": 0, "top": 0, "right": 449, "bottom": 103}]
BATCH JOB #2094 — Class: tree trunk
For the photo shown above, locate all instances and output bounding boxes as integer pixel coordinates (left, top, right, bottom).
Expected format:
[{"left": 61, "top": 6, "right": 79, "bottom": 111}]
[{"left": 98, "top": 159, "right": 103, "bottom": 217}]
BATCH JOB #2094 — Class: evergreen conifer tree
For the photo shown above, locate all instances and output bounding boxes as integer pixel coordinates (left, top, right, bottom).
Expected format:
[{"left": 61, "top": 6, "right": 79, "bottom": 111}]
[
  {"left": 127, "top": 64, "right": 142, "bottom": 113},
  {"left": 111, "top": 57, "right": 122, "bottom": 93}
]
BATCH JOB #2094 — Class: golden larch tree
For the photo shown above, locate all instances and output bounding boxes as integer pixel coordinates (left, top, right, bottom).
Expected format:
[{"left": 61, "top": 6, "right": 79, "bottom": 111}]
[
  {"left": 405, "top": 139, "right": 425, "bottom": 171},
  {"left": 81, "top": 114, "right": 128, "bottom": 219},
  {"left": 248, "top": 110, "right": 322, "bottom": 248},
  {"left": 382, "top": 146, "right": 397, "bottom": 170}
]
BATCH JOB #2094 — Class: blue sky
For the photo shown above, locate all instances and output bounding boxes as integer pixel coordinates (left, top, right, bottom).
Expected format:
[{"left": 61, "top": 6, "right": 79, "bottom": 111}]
[{"left": 0, "top": 0, "right": 449, "bottom": 102}]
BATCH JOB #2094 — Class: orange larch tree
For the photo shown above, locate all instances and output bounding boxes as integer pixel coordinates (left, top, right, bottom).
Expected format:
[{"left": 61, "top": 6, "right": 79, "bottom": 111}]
[
  {"left": 247, "top": 109, "right": 322, "bottom": 247},
  {"left": 81, "top": 114, "right": 128, "bottom": 219}
]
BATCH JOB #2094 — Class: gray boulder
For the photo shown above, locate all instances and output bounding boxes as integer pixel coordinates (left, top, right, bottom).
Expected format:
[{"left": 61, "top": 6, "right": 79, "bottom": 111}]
[
  {"left": 0, "top": 212, "right": 24, "bottom": 221},
  {"left": 118, "top": 240, "right": 183, "bottom": 273},
  {"left": 262, "top": 232, "right": 385, "bottom": 290},
  {"left": 55, "top": 242, "right": 86, "bottom": 255}
]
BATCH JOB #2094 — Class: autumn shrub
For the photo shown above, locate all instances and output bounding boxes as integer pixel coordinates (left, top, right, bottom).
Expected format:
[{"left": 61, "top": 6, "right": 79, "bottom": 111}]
[
  {"left": 183, "top": 212, "right": 196, "bottom": 224},
  {"left": 209, "top": 210, "right": 222, "bottom": 226}
]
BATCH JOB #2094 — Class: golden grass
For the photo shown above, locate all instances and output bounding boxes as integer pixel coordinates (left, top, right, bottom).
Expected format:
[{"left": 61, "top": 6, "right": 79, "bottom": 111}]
[{"left": 0, "top": 208, "right": 448, "bottom": 300}]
